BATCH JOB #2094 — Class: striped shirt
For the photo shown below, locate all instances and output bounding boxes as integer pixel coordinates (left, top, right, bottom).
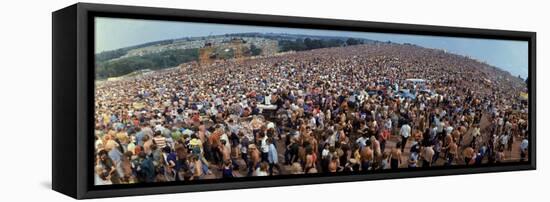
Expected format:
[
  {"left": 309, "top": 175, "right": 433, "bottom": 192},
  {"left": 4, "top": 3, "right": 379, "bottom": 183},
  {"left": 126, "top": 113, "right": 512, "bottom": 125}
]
[{"left": 153, "top": 136, "right": 167, "bottom": 149}]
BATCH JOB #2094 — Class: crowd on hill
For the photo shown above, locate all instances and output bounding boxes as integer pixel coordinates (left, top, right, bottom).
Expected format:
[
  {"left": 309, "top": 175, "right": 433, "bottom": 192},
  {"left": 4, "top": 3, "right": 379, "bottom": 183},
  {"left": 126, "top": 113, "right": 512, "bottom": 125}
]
[{"left": 93, "top": 43, "right": 529, "bottom": 185}]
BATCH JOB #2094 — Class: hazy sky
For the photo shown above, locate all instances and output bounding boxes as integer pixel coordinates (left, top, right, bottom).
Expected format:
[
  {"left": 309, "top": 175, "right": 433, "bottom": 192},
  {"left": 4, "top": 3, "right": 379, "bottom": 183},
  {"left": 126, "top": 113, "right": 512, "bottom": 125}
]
[{"left": 95, "top": 17, "right": 528, "bottom": 78}]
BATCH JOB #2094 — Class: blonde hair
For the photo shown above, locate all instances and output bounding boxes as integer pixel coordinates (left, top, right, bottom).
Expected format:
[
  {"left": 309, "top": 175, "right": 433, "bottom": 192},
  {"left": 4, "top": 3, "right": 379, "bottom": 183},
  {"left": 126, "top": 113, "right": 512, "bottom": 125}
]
[
  {"left": 95, "top": 165, "right": 104, "bottom": 174},
  {"left": 104, "top": 140, "right": 118, "bottom": 151},
  {"left": 290, "top": 163, "right": 303, "bottom": 174}
]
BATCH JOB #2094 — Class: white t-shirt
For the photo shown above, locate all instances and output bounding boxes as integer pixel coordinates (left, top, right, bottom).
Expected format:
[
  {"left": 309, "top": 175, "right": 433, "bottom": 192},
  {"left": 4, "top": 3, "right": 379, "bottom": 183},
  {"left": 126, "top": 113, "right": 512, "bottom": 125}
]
[
  {"left": 384, "top": 119, "right": 392, "bottom": 129},
  {"left": 356, "top": 137, "right": 368, "bottom": 147},
  {"left": 322, "top": 149, "right": 330, "bottom": 159},
  {"left": 255, "top": 168, "right": 268, "bottom": 176},
  {"left": 265, "top": 94, "right": 272, "bottom": 105},
  {"left": 309, "top": 117, "right": 316, "bottom": 128},
  {"left": 500, "top": 135, "right": 509, "bottom": 145},
  {"left": 95, "top": 139, "right": 103, "bottom": 148},
  {"left": 445, "top": 126, "right": 454, "bottom": 135},
  {"left": 401, "top": 124, "right": 411, "bottom": 138},
  {"left": 328, "top": 133, "right": 337, "bottom": 147},
  {"left": 260, "top": 136, "right": 269, "bottom": 153}
]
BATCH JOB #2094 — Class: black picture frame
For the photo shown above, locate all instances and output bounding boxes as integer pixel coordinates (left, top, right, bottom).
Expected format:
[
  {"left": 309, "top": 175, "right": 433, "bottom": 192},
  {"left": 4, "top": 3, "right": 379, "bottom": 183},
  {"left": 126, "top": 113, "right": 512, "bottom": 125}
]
[{"left": 52, "top": 2, "right": 536, "bottom": 199}]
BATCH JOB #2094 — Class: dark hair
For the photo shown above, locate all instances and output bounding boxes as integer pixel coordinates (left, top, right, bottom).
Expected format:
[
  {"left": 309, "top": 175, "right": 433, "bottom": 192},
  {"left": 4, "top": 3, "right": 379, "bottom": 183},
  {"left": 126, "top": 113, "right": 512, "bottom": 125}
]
[
  {"left": 100, "top": 171, "right": 110, "bottom": 180},
  {"left": 123, "top": 151, "right": 133, "bottom": 159},
  {"left": 98, "top": 149, "right": 108, "bottom": 157},
  {"left": 138, "top": 151, "right": 147, "bottom": 159},
  {"left": 183, "top": 169, "right": 193, "bottom": 181},
  {"left": 162, "top": 146, "right": 171, "bottom": 153}
]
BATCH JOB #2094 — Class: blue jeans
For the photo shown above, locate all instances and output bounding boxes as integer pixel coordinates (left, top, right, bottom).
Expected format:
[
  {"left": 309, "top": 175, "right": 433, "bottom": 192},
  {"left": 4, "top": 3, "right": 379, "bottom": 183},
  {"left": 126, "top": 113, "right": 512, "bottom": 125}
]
[
  {"left": 231, "top": 158, "right": 240, "bottom": 169},
  {"left": 269, "top": 163, "right": 279, "bottom": 175},
  {"left": 445, "top": 153, "right": 454, "bottom": 166},
  {"left": 241, "top": 153, "right": 249, "bottom": 167},
  {"left": 432, "top": 151, "right": 440, "bottom": 163},
  {"left": 261, "top": 152, "right": 269, "bottom": 163},
  {"left": 362, "top": 161, "right": 370, "bottom": 171}
]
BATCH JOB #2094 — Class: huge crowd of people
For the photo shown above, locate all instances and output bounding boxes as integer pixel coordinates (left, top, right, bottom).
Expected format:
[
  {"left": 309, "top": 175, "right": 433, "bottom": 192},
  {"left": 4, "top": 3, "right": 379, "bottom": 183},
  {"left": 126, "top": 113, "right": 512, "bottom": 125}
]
[{"left": 94, "top": 42, "right": 529, "bottom": 185}]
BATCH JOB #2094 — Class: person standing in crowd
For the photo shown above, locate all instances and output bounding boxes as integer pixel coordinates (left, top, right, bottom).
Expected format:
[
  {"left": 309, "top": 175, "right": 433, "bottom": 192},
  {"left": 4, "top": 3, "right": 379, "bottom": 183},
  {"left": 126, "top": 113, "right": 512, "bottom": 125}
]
[
  {"left": 389, "top": 142, "right": 402, "bottom": 169},
  {"left": 520, "top": 136, "right": 529, "bottom": 162},
  {"left": 267, "top": 138, "right": 280, "bottom": 175},
  {"left": 248, "top": 144, "right": 260, "bottom": 176},
  {"left": 222, "top": 160, "right": 234, "bottom": 178},
  {"left": 260, "top": 132, "right": 269, "bottom": 163},
  {"left": 421, "top": 145, "right": 434, "bottom": 168},
  {"left": 400, "top": 123, "right": 411, "bottom": 152}
]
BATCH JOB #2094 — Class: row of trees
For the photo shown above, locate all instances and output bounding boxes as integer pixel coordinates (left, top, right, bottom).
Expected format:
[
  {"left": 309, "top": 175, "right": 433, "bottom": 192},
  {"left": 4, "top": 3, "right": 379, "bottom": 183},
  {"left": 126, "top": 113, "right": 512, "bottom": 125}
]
[
  {"left": 249, "top": 44, "right": 262, "bottom": 56},
  {"left": 96, "top": 48, "right": 199, "bottom": 79},
  {"left": 96, "top": 44, "right": 264, "bottom": 79},
  {"left": 95, "top": 39, "right": 178, "bottom": 65},
  {"left": 95, "top": 49, "right": 127, "bottom": 63},
  {"left": 278, "top": 37, "right": 364, "bottom": 52}
]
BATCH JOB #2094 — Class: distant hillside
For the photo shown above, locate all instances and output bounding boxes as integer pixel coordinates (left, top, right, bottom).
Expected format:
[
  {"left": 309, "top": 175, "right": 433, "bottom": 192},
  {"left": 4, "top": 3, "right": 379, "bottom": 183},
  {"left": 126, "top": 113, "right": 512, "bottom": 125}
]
[
  {"left": 95, "top": 48, "right": 198, "bottom": 79},
  {"left": 94, "top": 33, "right": 380, "bottom": 79}
]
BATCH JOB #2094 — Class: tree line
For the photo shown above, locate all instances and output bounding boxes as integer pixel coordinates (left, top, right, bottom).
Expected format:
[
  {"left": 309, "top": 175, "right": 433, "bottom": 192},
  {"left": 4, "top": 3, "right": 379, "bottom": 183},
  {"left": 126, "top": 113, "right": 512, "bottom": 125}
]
[
  {"left": 278, "top": 37, "right": 364, "bottom": 52},
  {"left": 95, "top": 37, "right": 364, "bottom": 79},
  {"left": 96, "top": 48, "right": 199, "bottom": 79}
]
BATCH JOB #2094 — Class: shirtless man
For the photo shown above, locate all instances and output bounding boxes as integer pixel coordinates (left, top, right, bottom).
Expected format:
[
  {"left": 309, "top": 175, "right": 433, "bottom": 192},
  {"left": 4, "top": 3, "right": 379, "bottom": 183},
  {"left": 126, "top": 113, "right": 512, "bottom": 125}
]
[
  {"left": 463, "top": 146, "right": 475, "bottom": 165},
  {"left": 197, "top": 123, "right": 208, "bottom": 143},
  {"left": 142, "top": 135, "right": 153, "bottom": 155},
  {"left": 360, "top": 141, "right": 374, "bottom": 171},
  {"left": 248, "top": 144, "right": 261, "bottom": 176},
  {"left": 444, "top": 133, "right": 453, "bottom": 150},
  {"left": 191, "top": 155, "right": 203, "bottom": 180},
  {"left": 371, "top": 136, "right": 382, "bottom": 159},
  {"left": 309, "top": 136, "right": 319, "bottom": 158},
  {"left": 496, "top": 145, "right": 506, "bottom": 163},
  {"left": 305, "top": 147, "right": 316, "bottom": 173},
  {"left": 220, "top": 140, "right": 231, "bottom": 165},
  {"left": 250, "top": 116, "right": 263, "bottom": 142},
  {"left": 209, "top": 129, "right": 222, "bottom": 164},
  {"left": 421, "top": 145, "right": 435, "bottom": 167},
  {"left": 413, "top": 130, "right": 423, "bottom": 143},
  {"left": 445, "top": 141, "right": 458, "bottom": 166},
  {"left": 458, "top": 125, "right": 468, "bottom": 146},
  {"left": 451, "top": 130, "right": 461, "bottom": 147},
  {"left": 389, "top": 142, "right": 402, "bottom": 169}
]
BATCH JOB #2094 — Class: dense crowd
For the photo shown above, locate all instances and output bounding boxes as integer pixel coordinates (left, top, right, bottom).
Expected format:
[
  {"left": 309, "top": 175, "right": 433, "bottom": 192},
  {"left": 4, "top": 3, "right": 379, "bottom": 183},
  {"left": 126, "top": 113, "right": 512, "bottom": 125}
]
[{"left": 94, "top": 43, "right": 529, "bottom": 185}]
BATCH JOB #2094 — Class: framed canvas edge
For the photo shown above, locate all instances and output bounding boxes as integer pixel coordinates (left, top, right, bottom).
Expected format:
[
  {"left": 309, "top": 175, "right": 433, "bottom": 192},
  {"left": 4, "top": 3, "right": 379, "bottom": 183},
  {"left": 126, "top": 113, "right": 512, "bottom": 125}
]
[{"left": 62, "top": 2, "right": 536, "bottom": 199}]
